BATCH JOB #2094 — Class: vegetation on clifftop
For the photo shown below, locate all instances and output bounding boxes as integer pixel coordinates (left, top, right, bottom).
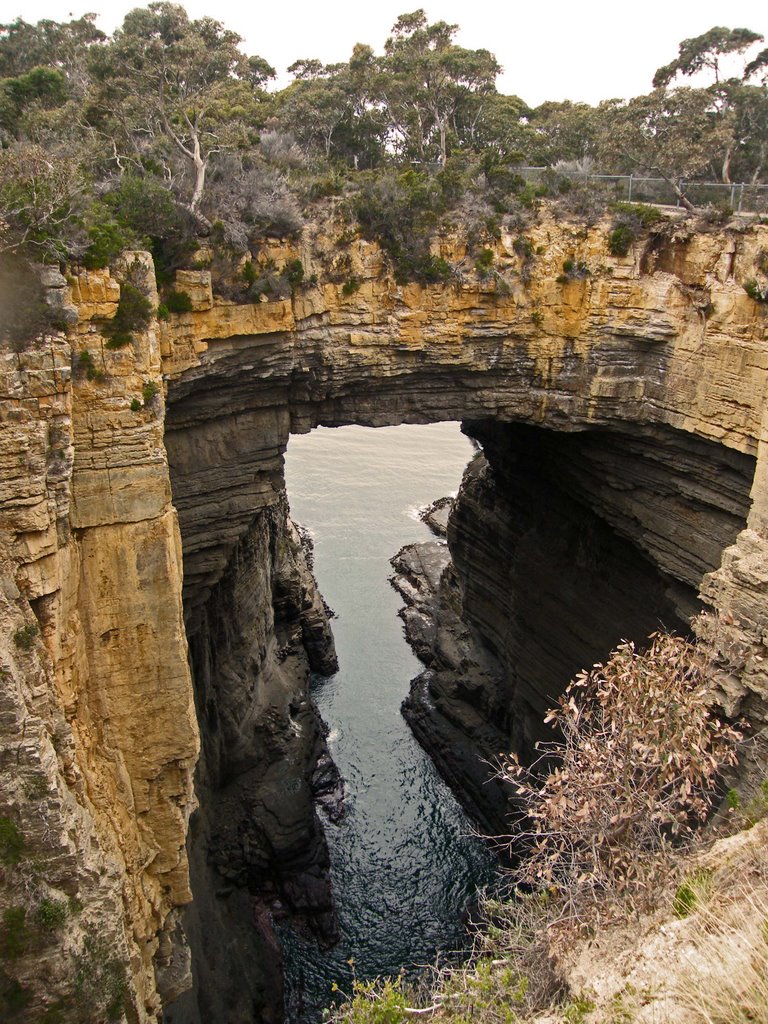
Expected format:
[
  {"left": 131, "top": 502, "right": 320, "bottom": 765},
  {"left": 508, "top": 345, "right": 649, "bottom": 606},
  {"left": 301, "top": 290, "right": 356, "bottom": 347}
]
[{"left": 0, "top": 7, "right": 766, "bottom": 309}]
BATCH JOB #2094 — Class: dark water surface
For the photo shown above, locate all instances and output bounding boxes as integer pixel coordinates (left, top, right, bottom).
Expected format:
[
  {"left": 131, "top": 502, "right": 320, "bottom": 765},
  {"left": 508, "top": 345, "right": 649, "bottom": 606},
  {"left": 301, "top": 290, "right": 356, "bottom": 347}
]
[{"left": 282, "top": 423, "right": 497, "bottom": 1022}]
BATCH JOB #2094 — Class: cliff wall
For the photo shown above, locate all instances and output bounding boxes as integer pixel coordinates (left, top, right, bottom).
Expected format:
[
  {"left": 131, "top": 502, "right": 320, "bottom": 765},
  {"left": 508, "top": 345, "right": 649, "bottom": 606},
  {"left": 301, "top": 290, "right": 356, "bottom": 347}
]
[{"left": 1, "top": 207, "right": 767, "bottom": 1020}]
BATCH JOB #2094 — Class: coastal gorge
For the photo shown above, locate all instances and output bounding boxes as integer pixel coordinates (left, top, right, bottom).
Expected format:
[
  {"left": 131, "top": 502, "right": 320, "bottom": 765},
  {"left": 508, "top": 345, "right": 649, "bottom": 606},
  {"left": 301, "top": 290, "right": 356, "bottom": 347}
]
[{"left": 1, "top": 208, "right": 768, "bottom": 1022}]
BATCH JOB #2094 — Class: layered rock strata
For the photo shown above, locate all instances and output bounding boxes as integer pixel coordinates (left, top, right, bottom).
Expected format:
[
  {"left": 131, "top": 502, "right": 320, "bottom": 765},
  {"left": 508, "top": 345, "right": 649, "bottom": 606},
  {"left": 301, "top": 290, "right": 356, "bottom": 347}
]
[
  {"left": 394, "top": 414, "right": 755, "bottom": 830},
  {"left": 166, "top": 504, "right": 339, "bottom": 1024},
  {"left": 0, "top": 258, "right": 197, "bottom": 1021},
  {"left": 2, "top": 208, "right": 768, "bottom": 1021}
]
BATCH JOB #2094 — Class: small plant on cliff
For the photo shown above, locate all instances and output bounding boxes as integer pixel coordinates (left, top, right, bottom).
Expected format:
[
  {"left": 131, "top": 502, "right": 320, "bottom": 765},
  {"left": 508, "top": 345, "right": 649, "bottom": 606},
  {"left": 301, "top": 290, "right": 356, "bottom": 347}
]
[
  {"left": 0, "top": 819, "right": 24, "bottom": 866},
  {"left": 744, "top": 279, "right": 768, "bottom": 303},
  {"left": 35, "top": 898, "right": 68, "bottom": 933},
  {"left": 475, "top": 248, "right": 495, "bottom": 278},
  {"left": 281, "top": 258, "right": 305, "bottom": 292},
  {"left": 142, "top": 380, "right": 160, "bottom": 404},
  {"left": 556, "top": 257, "right": 590, "bottom": 284},
  {"left": 163, "top": 288, "right": 194, "bottom": 313},
  {"left": 75, "top": 349, "right": 102, "bottom": 382},
  {"left": 501, "top": 633, "right": 742, "bottom": 930},
  {"left": 104, "top": 281, "right": 153, "bottom": 348},
  {"left": 342, "top": 276, "right": 361, "bottom": 297},
  {"left": 607, "top": 222, "right": 636, "bottom": 257},
  {"left": 12, "top": 622, "right": 38, "bottom": 651},
  {"left": 672, "top": 868, "right": 714, "bottom": 918}
]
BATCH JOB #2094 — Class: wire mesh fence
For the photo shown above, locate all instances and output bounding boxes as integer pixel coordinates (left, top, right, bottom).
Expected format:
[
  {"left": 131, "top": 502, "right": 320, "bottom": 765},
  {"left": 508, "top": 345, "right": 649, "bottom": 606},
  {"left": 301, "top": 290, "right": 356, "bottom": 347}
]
[{"left": 514, "top": 167, "right": 768, "bottom": 214}]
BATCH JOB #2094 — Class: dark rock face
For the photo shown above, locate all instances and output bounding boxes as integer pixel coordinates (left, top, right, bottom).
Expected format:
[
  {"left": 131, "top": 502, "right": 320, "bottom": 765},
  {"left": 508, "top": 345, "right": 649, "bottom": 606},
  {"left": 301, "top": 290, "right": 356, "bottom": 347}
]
[
  {"left": 165, "top": 497, "right": 339, "bottom": 1024},
  {"left": 391, "top": 542, "right": 513, "bottom": 836},
  {"left": 394, "top": 419, "right": 755, "bottom": 832}
]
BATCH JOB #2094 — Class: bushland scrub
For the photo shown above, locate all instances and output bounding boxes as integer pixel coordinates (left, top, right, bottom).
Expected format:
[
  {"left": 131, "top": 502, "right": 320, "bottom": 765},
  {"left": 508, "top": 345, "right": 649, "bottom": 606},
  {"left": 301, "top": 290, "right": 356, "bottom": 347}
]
[{"left": 326, "top": 633, "right": 751, "bottom": 1024}]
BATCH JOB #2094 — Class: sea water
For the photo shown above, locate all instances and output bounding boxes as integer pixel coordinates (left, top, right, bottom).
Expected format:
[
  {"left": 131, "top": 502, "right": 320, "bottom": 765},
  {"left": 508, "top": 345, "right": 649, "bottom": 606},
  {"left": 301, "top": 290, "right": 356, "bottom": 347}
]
[{"left": 282, "top": 422, "right": 497, "bottom": 1022}]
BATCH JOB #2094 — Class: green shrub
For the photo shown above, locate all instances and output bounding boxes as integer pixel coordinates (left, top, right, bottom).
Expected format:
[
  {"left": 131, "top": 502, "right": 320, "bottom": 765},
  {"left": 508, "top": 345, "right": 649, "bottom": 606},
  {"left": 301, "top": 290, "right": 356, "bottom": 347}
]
[
  {"left": 673, "top": 869, "right": 714, "bottom": 918},
  {"left": 0, "top": 908, "right": 29, "bottom": 959},
  {"left": 103, "top": 175, "right": 181, "bottom": 244},
  {"left": 513, "top": 236, "right": 534, "bottom": 259},
  {"left": 156, "top": 302, "right": 170, "bottom": 320},
  {"left": 142, "top": 380, "right": 160, "bottom": 404},
  {"left": 35, "top": 899, "right": 68, "bottom": 932},
  {"left": 76, "top": 349, "right": 102, "bottom": 382},
  {"left": 607, "top": 222, "right": 636, "bottom": 257},
  {"left": 281, "top": 258, "right": 305, "bottom": 291},
  {"left": 0, "top": 819, "right": 24, "bottom": 865},
  {"left": 563, "top": 994, "right": 597, "bottom": 1023},
  {"left": 342, "top": 276, "right": 361, "bottom": 296},
  {"left": 164, "top": 288, "right": 193, "bottom": 313},
  {"left": 334, "top": 975, "right": 408, "bottom": 1023},
  {"left": 12, "top": 622, "right": 38, "bottom": 650},
  {"left": 105, "top": 281, "right": 153, "bottom": 347},
  {"left": 744, "top": 279, "right": 768, "bottom": 303},
  {"left": 130, "top": 398, "right": 142, "bottom": 412},
  {"left": 612, "top": 202, "right": 664, "bottom": 228},
  {"left": 559, "top": 257, "right": 590, "bottom": 282},
  {"left": 607, "top": 203, "right": 665, "bottom": 259},
  {"left": 347, "top": 168, "right": 448, "bottom": 285},
  {"left": 82, "top": 221, "right": 129, "bottom": 270},
  {"left": 475, "top": 248, "right": 495, "bottom": 277}
]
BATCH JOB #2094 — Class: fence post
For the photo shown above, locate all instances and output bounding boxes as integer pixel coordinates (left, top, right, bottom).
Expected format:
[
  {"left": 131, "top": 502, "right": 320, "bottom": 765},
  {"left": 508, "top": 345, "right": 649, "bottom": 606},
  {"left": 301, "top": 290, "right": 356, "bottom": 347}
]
[
  {"left": 739, "top": 183, "right": 744, "bottom": 213},
  {"left": 628, "top": 175, "right": 633, "bottom": 202},
  {"left": 730, "top": 184, "right": 736, "bottom": 210}
]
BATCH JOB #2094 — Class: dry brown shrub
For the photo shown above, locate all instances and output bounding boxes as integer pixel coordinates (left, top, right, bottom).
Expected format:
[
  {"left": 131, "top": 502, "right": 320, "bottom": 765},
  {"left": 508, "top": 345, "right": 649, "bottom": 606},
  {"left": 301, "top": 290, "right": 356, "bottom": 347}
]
[{"left": 501, "top": 633, "right": 742, "bottom": 931}]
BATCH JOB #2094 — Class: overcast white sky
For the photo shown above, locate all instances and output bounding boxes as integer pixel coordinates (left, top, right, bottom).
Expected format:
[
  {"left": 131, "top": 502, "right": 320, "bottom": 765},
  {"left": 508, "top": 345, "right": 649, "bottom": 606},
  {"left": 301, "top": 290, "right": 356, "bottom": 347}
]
[{"left": 8, "top": 0, "right": 768, "bottom": 106}]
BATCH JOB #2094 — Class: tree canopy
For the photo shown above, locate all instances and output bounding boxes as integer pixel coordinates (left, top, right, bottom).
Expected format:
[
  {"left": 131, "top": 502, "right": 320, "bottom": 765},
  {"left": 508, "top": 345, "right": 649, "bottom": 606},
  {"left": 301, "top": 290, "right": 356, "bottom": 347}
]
[{"left": 0, "top": 8, "right": 765, "bottom": 282}]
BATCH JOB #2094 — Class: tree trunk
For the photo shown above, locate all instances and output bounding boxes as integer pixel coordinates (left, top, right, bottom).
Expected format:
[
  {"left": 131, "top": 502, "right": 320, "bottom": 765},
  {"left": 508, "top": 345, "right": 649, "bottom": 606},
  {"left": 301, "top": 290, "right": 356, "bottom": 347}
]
[
  {"left": 190, "top": 135, "right": 207, "bottom": 212},
  {"left": 438, "top": 119, "right": 447, "bottom": 166},
  {"left": 722, "top": 147, "right": 733, "bottom": 185}
]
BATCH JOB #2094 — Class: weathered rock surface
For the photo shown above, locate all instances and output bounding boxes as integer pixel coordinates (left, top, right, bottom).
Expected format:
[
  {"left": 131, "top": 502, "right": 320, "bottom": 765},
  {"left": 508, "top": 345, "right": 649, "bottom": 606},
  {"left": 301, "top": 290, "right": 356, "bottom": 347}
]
[
  {"left": 3, "top": 208, "right": 768, "bottom": 1021},
  {"left": 391, "top": 539, "right": 513, "bottom": 835},
  {"left": 0, "top": 259, "right": 197, "bottom": 1022}
]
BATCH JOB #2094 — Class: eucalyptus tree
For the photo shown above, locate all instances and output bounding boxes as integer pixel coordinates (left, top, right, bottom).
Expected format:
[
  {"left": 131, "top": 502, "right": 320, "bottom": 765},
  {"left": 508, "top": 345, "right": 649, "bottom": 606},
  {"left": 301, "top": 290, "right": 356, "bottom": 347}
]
[
  {"left": 0, "top": 14, "right": 105, "bottom": 81},
  {"left": 596, "top": 88, "right": 734, "bottom": 208},
  {"left": 652, "top": 26, "right": 767, "bottom": 183},
  {"left": 89, "top": 2, "right": 274, "bottom": 229},
  {"left": 376, "top": 9, "right": 501, "bottom": 165},
  {"left": 275, "top": 45, "right": 384, "bottom": 168}
]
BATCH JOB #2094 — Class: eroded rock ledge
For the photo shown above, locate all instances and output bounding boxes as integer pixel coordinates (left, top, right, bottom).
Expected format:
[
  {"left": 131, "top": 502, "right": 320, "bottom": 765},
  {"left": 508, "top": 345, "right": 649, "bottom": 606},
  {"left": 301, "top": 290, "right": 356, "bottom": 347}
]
[{"left": 2, "top": 208, "right": 768, "bottom": 1021}]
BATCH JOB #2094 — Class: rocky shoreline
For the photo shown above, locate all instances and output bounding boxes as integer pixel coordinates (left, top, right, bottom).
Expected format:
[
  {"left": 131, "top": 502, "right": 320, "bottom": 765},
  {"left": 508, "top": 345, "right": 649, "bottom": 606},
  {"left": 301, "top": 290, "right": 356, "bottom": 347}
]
[{"left": 390, "top": 500, "right": 516, "bottom": 839}]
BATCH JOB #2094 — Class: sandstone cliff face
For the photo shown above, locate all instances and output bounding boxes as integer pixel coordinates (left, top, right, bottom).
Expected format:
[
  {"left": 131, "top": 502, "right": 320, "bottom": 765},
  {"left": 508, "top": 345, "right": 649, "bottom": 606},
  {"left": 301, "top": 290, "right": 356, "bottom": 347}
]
[
  {"left": 2, "top": 207, "right": 767, "bottom": 1021},
  {"left": 0, "top": 258, "right": 197, "bottom": 1020}
]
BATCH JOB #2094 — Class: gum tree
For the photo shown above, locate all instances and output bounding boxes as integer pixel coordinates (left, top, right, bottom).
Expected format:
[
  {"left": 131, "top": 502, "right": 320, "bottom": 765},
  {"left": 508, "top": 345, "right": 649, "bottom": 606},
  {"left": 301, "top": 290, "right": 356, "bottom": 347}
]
[
  {"left": 377, "top": 9, "right": 501, "bottom": 165},
  {"left": 652, "top": 26, "right": 767, "bottom": 184},
  {"left": 90, "top": 2, "right": 274, "bottom": 229}
]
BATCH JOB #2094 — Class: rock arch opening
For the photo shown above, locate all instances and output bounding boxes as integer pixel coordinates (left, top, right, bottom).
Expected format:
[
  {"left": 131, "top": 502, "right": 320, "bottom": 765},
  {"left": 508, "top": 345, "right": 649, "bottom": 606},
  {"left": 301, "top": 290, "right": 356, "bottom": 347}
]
[{"left": 163, "top": 364, "right": 756, "bottom": 1022}]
